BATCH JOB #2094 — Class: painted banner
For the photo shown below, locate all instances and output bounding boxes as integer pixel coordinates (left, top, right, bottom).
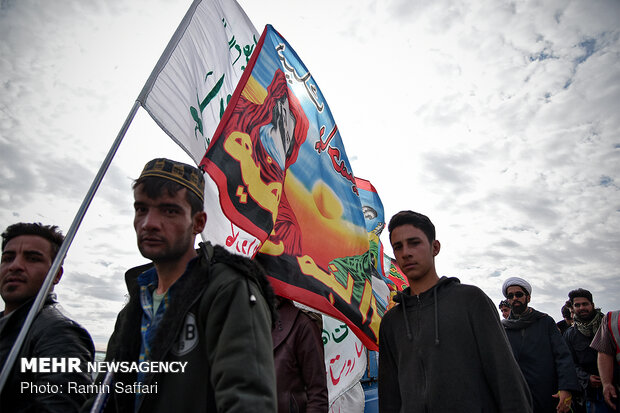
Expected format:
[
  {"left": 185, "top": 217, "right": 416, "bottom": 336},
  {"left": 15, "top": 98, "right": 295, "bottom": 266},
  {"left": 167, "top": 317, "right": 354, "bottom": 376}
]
[
  {"left": 356, "top": 177, "right": 408, "bottom": 310},
  {"left": 322, "top": 316, "right": 366, "bottom": 410},
  {"left": 138, "top": 0, "right": 259, "bottom": 164},
  {"left": 199, "top": 25, "right": 384, "bottom": 349}
]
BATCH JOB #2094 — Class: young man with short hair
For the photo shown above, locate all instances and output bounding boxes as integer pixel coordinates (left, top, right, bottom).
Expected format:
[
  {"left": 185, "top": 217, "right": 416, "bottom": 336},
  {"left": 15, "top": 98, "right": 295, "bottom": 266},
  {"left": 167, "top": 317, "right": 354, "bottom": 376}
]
[
  {"left": 557, "top": 302, "right": 574, "bottom": 335},
  {"left": 0, "top": 223, "right": 94, "bottom": 411},
  {"left": 95, "top": 158, "right": 277, "bottom": 412},
  {"left": 564, "top": 288, "right": 612, "bottom": 413},
  {"left": 378, "top": 210, "right": 531, "bottom": 413}
]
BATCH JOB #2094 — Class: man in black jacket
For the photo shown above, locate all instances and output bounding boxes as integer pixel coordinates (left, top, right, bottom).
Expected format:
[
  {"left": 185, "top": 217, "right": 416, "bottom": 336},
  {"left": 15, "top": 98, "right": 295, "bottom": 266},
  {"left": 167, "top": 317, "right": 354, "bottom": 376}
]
[
  {"left": 502, "top": 277, "right": 580, "bottom": 413},
  {"left": 0, "top": 222, "right": 94, "bottom": 412},
  {"left": 564, "top": 288, "right": 612, "bottom": 413},
  {"left": 378, "top": 210, "right": 532, "bottom": 413}
]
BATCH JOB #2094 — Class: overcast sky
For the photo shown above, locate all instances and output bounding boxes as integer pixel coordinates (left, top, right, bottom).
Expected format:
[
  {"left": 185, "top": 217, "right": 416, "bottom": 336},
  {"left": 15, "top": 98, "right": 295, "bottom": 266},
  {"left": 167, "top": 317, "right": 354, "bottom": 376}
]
[{"left": 1, "top": 0, "right": 618, "bottom": 345}]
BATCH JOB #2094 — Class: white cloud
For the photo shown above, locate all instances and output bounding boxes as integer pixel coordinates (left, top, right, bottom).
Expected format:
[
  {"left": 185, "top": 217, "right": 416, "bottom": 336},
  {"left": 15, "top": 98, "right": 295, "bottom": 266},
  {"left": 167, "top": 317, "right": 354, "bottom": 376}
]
[{"left": 0, "top": 0, "right": 618, "bottom": 346}]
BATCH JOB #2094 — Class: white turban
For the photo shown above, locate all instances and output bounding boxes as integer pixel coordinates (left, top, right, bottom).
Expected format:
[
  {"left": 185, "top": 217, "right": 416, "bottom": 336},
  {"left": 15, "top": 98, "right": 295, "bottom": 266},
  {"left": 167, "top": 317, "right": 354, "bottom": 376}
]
[{"left": 502, "top": 277, "right": 532, "bottom": 297}]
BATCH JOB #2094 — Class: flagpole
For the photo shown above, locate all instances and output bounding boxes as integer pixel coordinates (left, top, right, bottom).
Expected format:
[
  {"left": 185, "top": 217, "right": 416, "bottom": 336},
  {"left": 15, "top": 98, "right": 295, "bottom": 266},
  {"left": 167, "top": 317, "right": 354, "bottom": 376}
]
[
  {"left": 0, "top": 100, "right": 142, "bottom": 393},
  {"left": 1, "top": 0, "right": 230, "bottom": 393}
]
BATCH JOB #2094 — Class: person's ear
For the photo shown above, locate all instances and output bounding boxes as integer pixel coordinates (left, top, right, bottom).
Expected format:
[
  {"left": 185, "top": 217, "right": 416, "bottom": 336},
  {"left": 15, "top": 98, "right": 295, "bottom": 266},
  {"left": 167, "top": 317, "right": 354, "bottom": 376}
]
[
  {"left": 53, "top": 267, "right": 63, "bottom": 285},
  {"left": 432, "top": 240, "right": 441, "bottom": 256},
  {"left": 193, "top": 211, "right": 207, "bottom": 234}
]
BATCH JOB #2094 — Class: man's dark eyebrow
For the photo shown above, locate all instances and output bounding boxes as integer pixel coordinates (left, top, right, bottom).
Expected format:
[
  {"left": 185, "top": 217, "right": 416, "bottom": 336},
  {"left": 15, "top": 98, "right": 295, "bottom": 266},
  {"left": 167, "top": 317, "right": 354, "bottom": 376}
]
[
  {"left": 157, "top": 202, "right": 183, "bottom": 209},
  {"left": 133, "top": 201, "right": 183, "bottom": 209},
  {"left": 1, "top": 249, "right": 45, "bottom": 257},
  {"left": 24, "top": 250, "right": 45, "bottom": 255},
  {"left": 23, "top": 250, "right": 46, "bottom": 258}
]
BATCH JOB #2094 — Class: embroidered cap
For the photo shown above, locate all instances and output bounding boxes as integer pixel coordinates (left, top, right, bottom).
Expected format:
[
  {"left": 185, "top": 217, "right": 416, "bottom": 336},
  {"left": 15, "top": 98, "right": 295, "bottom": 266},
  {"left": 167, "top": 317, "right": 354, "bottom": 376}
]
[
  {"left": 502, "top": 277, "right": 532, "bottom": 297},
  {"left": 138, "top": 158, "right": 205, "bottom": 202}
]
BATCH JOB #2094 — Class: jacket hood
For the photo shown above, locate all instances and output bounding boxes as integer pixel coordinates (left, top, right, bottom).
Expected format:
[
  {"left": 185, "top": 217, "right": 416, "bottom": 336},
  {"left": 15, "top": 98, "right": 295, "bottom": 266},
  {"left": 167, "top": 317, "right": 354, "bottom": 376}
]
[
  {"left": 394, "top": 276, "right": 461, "bottom": 344},
  {"left": 394, "top": 276, "right": 460, "bottom": 304}
]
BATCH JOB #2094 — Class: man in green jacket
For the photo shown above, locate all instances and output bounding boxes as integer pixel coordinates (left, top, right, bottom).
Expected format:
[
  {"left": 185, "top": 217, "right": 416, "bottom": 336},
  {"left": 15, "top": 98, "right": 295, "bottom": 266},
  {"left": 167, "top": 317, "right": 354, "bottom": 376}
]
[{"left": 92, "top": 158, "right": 276, "bottom": 412}]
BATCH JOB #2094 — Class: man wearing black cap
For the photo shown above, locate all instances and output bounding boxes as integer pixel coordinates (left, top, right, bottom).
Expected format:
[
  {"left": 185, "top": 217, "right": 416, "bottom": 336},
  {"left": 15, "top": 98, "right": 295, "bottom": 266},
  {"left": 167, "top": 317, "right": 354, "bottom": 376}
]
[
  {"left": 93, "top": 158, "right": 277, "bottom": 412},
  {"left": 502, "top": 277, "right": 580, "bottom": 413}
]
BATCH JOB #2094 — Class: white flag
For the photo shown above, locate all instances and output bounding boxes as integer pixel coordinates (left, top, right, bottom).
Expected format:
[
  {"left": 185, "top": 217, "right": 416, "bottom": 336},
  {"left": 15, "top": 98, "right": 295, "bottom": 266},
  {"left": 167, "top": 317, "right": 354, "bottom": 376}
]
[
  {"left": 323, "top": 315, "right": 367, "bottom": 408},
  {"left": 138, "top": 0, "right": 259, "bottom": 164},
  {"left": 329, "top": 383, "right": 365, "bottom": 413}
]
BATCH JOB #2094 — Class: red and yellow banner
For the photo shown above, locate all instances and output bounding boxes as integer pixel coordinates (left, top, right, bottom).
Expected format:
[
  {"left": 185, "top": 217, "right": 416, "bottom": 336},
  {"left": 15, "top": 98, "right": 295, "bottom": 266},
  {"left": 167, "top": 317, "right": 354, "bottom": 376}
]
[{"left": 200, "top": 25, "right": 405, "bottom": 349}]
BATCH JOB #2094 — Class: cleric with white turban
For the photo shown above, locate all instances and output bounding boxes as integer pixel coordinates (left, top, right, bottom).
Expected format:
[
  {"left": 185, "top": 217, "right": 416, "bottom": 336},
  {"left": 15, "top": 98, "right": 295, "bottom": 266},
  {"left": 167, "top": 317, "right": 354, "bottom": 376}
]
[{"left": 502, "top": 277, "right": 532, "bottom": 298}]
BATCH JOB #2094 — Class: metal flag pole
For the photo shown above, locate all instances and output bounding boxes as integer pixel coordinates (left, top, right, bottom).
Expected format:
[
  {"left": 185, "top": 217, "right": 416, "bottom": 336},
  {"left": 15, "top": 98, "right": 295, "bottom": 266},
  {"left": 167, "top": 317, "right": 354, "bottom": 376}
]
[
  {"left": 0, "top": 100, "right": 141, "bottom": 393},
  {"left": 90, "top": 367, "right": 115, "bottom": 413}
]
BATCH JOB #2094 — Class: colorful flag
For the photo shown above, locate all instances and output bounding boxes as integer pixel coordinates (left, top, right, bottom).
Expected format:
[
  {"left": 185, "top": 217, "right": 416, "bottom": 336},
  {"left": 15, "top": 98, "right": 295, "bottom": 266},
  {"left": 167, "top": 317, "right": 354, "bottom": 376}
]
[
  {"left": 356, "top": 177, "right": 385, "bottom": 235},
  {"left": 137, "top": 0, "right": 259, "bottom": 164},
  {"left": 356, "top": 177, "right": 408, "bottom": 310},
  {"left": 199, "top": 24, "right": 384, "bottom": 349}
]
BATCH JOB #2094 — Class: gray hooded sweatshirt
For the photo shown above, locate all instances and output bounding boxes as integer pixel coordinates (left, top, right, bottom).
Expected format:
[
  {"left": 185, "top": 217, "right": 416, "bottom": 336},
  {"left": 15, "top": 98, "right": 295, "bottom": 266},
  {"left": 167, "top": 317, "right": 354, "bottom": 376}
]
[{"left": 378, "top": 276, "right": 532, "bottom": 413}]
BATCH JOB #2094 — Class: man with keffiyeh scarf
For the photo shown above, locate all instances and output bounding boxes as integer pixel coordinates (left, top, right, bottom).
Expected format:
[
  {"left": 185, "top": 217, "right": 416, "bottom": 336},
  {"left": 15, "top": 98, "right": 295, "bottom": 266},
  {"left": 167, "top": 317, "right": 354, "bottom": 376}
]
[{"left": 564, "top": 288, "right": 613, "bottom": 413}]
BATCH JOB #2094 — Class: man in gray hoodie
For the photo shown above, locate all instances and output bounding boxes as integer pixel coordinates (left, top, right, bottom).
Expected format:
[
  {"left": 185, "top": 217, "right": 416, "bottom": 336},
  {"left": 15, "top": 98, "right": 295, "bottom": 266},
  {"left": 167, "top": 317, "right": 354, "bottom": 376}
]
[{"left": 378, "top": 210, "right": 532, "bottom": 413}]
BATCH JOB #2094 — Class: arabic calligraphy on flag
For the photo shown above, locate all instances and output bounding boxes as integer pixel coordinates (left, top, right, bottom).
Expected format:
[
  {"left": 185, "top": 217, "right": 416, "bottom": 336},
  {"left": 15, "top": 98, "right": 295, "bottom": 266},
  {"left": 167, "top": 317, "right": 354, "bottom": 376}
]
[
  {"left": 138, "top": 0, "right": 259, "bottom": 164},
  {"left": 200, "top": 24, "right": 386, "bottom": 349},
  {"left": 322, "top": 316, "right": 366, "bottom": 406}
]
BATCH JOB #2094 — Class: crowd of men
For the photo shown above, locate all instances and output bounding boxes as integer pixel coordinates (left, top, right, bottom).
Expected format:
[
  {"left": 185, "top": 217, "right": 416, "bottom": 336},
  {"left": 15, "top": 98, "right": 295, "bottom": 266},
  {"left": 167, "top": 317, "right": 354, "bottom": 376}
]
[
  {"left": 497, "top": 282, "right": 619, "bottom": 413},
  {"left": 1, "top": 157, "right": 618, "bottom": 413}
]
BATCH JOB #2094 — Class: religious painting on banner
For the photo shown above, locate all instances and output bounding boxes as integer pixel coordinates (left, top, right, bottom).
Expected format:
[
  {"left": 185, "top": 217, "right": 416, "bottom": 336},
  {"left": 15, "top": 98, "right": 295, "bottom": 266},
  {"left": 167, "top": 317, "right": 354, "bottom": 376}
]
[
  {"left": 355, "top": 177, "right": 408, "bottom": 312},
  {"left": 199, "top": 24, "right": 383, "bottom": 349}
]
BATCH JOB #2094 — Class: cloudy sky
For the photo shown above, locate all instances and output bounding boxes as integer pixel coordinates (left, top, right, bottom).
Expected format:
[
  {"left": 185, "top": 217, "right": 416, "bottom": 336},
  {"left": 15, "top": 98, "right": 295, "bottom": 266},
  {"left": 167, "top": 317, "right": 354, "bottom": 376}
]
[{"left": 1, "top": 0, "right": 618, "bottom": 345}]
